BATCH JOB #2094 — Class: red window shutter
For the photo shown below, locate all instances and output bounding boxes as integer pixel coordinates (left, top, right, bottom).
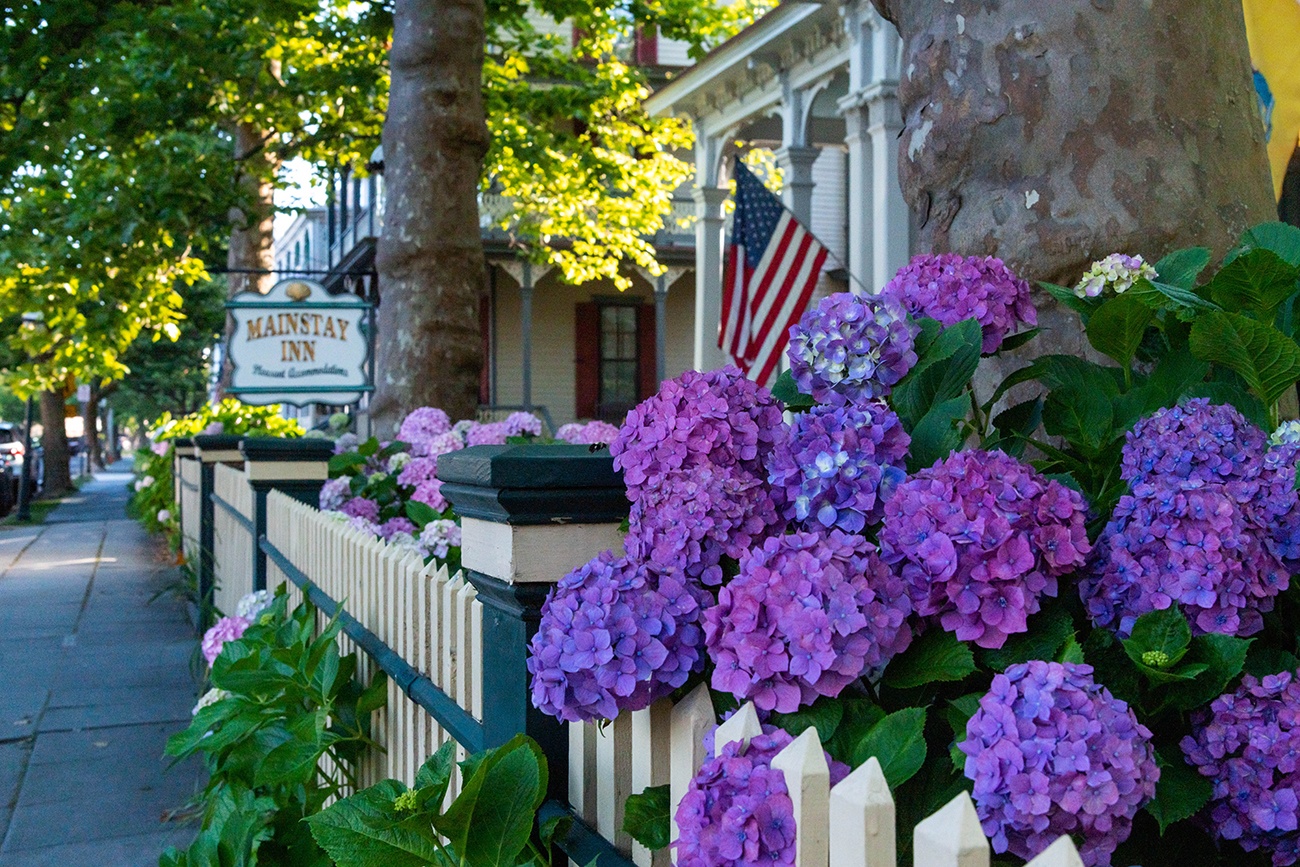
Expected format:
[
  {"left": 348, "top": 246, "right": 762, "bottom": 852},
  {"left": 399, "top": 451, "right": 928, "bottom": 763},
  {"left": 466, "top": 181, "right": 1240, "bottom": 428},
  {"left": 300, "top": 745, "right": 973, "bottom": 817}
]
[
  {"left": 637, "top": 303, "right": 657, "bottom": 400},
  {"left": 575, "top": 302, "right": 600, "bottom": 419},
  {"left": 478, "top": 292, "right": 491, "bottom": 405},
  {"left": 634, "top": 26, "right": 658, "bottom": 66}
]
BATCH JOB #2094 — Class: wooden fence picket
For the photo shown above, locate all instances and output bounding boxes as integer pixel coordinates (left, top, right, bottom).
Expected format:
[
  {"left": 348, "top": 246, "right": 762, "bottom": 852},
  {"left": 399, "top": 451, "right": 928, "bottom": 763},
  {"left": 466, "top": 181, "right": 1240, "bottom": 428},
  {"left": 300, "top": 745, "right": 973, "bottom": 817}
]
[
  {"left": 829, "top": 756, "right": 894, "bottom": 867},
  {"left": 912, "top": 792, "right": 989, "bottom": 867},
  {"left": 1024, "top": 836, "right": 1084, "bottom": 867},
  {"left": 668, "top": 683, "right": 714, "bottom": 855},
  {"left": 771, "top": 727, "right": 831, "bottom": 867}
]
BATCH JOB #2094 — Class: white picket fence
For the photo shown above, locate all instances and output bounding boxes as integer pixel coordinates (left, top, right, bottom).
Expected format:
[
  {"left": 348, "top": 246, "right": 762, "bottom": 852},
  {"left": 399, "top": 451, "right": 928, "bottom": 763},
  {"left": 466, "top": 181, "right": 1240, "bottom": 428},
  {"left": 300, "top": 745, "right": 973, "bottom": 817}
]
[
  {"left": 188, "top": 466, "right": 1091, "bottom": 866},
  {"left": 264, "top": 490, "right": 484, "bottom": 795},
  {"left": 212, "top": 463, "right": 255, "bottom": 616},
  {"left": 177, "top": 454, "right": 202, "bottom": 565}
]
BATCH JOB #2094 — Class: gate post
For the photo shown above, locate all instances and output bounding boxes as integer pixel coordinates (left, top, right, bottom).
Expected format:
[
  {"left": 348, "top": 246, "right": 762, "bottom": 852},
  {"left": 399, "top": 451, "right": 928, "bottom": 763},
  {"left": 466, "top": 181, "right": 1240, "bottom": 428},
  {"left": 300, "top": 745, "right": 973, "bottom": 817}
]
[
  {"left": 241, "top": 437, "right": 333, "bottom": 591},
  {"left": 193, "top": 434, "right": 245, "bottom": 627},
  {"left": 438, "top": 443, "right": 629, "bottom": 802}
]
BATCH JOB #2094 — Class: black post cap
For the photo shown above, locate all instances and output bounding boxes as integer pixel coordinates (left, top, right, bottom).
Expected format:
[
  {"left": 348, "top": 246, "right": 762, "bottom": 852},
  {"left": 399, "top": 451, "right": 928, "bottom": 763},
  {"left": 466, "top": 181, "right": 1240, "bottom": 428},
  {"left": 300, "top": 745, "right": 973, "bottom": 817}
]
[
  {"left": 241, "top": 436, "right": 335, "bottom": 462},
  {"left": 438, "top": 444, "right": 628, "bottom": 525},
  {"left": 193, "top": 434, "right": 246, "bottom": 452}
]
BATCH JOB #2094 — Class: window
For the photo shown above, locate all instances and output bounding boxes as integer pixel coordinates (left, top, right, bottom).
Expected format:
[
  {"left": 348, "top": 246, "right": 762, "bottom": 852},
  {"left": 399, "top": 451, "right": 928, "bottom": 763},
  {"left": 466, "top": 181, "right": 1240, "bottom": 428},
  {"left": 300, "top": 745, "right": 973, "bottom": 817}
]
[
  {"left": 303, "top": 233, "right": 311, "bottom": 268},
  {"left": 598, "top": 305, "right": 639, "bottom": 420},
  {"left": 293, "top": 241, "right": 300, "bottom": 267},
  {"left": 574, "top": 300, "right": 655, "bottom": 422}
]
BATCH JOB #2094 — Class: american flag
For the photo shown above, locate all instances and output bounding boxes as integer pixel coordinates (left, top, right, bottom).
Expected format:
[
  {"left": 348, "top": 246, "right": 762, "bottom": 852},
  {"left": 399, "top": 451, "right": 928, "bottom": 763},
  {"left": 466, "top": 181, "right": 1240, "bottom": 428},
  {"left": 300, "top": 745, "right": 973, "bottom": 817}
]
[{"left": 720, "top": 160, "right": 828, "bottom": 385}]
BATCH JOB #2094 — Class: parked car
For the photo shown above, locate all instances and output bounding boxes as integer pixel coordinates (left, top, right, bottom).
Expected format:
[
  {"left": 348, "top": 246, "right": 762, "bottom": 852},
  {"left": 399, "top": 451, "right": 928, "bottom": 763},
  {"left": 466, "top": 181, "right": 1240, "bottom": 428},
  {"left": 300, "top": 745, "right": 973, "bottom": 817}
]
[{"left": 0, "top": 423, "right": 24, "bottom": 514}]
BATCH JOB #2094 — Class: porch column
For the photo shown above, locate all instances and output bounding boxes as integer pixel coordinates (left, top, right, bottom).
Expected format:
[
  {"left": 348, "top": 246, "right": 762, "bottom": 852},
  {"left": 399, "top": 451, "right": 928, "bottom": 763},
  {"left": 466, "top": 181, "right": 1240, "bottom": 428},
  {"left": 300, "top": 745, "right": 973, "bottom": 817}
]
[
  {"left": 520, "top": 261, "right": 534, "bottom": 411},
  {"left": 838, "top": 93, "right": 873, "bottom": 294},
  {"left": 692, "top": 128, "right": 729, "bottom": 372},
  {"left": 497, "top": 261, "right": 551, "bottom": 410},
  {"left": 775, "top": 146, "right": 821, "bottom": 227},
  {"left": 637, "top": 266, "right": 689, "bottom": 386},
  {"left": 863, "top": 11, "right": 909, "bottom": 287}
]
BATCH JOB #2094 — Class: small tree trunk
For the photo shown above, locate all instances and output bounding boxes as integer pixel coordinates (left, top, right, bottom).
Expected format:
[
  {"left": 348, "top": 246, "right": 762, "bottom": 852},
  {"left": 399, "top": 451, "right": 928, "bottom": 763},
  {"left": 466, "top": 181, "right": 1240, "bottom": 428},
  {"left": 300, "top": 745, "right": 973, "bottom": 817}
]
[
  {"left": 371, "top": 0, "right": 489, "bottom": 434},
  {"left": 873, "top": 0, "right": 1275, "bottom": 280},
  {"left": 39, "top": 390, "right": 72, "bottom": 496},
  {"left": 218, "top": 121, "right": 279, "bottom": 395},
  {"left": 82, "top": 383, "right": 104, "bottom": 471}
]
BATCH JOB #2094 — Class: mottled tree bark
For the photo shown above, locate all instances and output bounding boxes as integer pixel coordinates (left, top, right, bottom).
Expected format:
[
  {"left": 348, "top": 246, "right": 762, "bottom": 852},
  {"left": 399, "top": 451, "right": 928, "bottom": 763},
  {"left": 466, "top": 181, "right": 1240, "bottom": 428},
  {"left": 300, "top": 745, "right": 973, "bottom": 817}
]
[
  {"left": 39, "top": 390, "right": 72, "bottom": 496},
  {"left": 872, "top": 0, "right": 1275, "bottom": 280},
  {"left": 218, "top": 121, "right": 278, "bottom": 395},
  {"left": 371, "top": 0, "right": 489, "bottom": 434}
]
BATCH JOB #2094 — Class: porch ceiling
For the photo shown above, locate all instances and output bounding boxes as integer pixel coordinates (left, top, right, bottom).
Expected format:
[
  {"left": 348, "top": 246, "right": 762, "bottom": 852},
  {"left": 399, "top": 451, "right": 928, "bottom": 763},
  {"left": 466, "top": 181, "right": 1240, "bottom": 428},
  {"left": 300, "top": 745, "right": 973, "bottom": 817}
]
[{"left": 645, "top": 1, "right": 848, "bottom": 141}]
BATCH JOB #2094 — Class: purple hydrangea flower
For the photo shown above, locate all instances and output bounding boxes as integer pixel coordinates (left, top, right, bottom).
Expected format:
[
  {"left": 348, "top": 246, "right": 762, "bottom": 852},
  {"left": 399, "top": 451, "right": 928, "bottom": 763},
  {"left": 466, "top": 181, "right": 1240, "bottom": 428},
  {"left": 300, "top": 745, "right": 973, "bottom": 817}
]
[
  {"left": 333, "top": 432, "right": 359, "bottom": 455},
  {"left": 503, "top": 411, "right": 543, "bottom": 438},
  {"left": 339, "top": 496, "right": 380, "bottom": 523},
  {"left": 377, "top": 517, "right": 418, "bottom": 541},
  {"left": 766, "top": 401, "right": 910, "bottom": 533},
  {"left": 397, "top": 407, "right": 451, "bottom": 454},
  {"left": 1182, "top": 669, "right": 1300, "bottom": 865},
  {"left": 319, "top": 477, "right": 351, "bottom": 512},
  {"left": 881, "top": 253, "right": 1037, "bottom": 354},
  {"left": 397, "top": 456, "right": 438, "bottom": 489},
  {"left": 962, "top": 661, "right": 1159, "bottom": 867},
  {"left": 201, "top": 616, "right": 250, "bottom": 666},
  {"left": 704, "top": 529, "right": 912, "bottom": 713},
  {"left": 1120, "top": 399, "right": 1266, "bottom": 487},
  {"left": 675, "top": 726, "right": 849, "bottom": 867},
  {"left": 419, "top": 519, "right": 461, "bottom": 559},
  {"left": 466, "top": 421, "right": 510, "bottom": 447},
  {"left": 411, "top": 479, "right": 447, "bottom": 513},
  {"left": 613, "top": 367, "right": 784, "bottom": 584},
  {"left": 879, "top": 450, "right": 1091, "bottom": 649},
  {"left": 556, "top": 420, "right": 622, "bottom": 445},
  {"left": 528, "top": 551, "right": 712, "bottom": 722},
  {"left": 787, "top": 292, "right": 918, "bottom": 405},
  {"left": 1083, "top": 401, "right": 1298, "bottom": 638}
]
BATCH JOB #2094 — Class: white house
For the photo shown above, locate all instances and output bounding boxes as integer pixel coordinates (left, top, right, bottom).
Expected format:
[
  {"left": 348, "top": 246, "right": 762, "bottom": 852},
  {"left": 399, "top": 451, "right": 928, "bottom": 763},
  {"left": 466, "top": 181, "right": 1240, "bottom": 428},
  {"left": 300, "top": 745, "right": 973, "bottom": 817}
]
[{"left": 646, "top": 0, "right": 913, "bottom": 371}]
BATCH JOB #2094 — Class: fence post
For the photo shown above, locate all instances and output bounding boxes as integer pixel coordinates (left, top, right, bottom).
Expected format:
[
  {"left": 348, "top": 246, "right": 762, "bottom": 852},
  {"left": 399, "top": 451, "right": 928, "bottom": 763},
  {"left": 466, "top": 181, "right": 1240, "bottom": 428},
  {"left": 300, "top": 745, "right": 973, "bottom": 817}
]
[
  {"left": 438, "top": 443, "right": 630, "bottom": 802},
  {"left": 241, "top": 437, "right": 333, "bottom": 591},
  {"left": 193, "top": 434, "right": 245, "bottom": 627}
]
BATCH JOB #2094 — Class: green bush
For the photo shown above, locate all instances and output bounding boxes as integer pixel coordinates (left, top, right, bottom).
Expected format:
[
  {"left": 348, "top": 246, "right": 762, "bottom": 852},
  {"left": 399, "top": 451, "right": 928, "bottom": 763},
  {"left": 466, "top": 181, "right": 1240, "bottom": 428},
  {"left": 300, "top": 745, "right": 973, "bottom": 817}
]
[{"left": 160, "top": 588, "right": 386, "bottom": 867}]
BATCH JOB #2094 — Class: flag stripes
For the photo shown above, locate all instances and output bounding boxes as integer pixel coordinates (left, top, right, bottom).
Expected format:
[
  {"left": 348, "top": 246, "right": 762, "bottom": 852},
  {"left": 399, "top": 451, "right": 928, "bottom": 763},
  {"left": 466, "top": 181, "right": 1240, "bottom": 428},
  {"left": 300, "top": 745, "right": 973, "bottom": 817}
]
[{"left": 719, "top": 161, "right": 827, "bottom": 385}]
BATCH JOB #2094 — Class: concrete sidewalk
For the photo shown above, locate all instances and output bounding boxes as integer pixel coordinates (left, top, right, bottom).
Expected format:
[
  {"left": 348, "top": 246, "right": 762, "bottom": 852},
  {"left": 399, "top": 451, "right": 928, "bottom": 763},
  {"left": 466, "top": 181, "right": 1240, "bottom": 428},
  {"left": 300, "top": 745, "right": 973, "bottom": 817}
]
[{"left": 0, "top": 468, "right": 202, "bottom": 865}]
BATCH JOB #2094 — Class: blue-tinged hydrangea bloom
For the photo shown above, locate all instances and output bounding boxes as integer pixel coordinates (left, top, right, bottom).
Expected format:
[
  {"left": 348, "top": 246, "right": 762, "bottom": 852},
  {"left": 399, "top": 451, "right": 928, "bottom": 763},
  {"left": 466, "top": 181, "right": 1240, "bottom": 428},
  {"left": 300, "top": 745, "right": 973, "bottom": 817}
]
[
  {"left": 786, "top": 292, "right": 918, "bottom": 405},
  {"left": 613, "top": 367, "right": 784, "bottom": 584},
  {"left": 1273, "top": 421, "right": 1300, "bottom": 447},
  {"left": 1120, "top": 399, "right": 1266, "bottom": 487},
  {"left": 528, "top": 551, "right": 711, "bottom": 723},
  {"left": 703, "top": 529, "right": 912, "bottom": 713},
  {"left": 675, "top": 726, "right": 849, "bottom": 867},
  {"left": 1083, "top": 401, "right": 1299, "bottom": 638},
  {"left": 881, "top": 253, "right": 1036, "bottom": 354},
  {"left": 879, "top": 450, "right": 1091, "bottom": 649},
  {"left": 962, "top": 661, "right": 1158, "bottom": 867},
  {"left": 1182, "top": 669, "right": 1300, "bottom": 866},
  {"left": 766, "top": 401, "right": 909, "bottom": 533}
]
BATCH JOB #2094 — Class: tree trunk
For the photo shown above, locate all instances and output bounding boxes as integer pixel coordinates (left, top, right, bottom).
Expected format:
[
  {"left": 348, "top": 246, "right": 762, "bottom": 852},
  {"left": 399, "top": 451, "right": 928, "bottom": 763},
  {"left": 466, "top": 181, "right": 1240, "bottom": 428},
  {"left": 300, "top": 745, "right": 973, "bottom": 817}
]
[
  {"left": 218, "top": 121, "right": 279, "bottom": 395},
  {"left": 371, "top": 0, "right": 489, "bottom": 434},
  {"left": 39, "top": 390, "right": 72, "bottom": 496},
  {"left": 872, "top": 0, "right": 1275, "bottom": 281},
  {"left": 82, "top": 383, "right": 104, "bottom": 471}
]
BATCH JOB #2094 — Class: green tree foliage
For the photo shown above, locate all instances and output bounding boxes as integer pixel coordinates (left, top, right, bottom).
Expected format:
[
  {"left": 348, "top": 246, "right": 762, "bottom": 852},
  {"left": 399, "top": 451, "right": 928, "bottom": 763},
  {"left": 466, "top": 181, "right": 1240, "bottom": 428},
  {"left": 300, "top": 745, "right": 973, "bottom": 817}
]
[
  {"left": 0, "top": 0, "right": 390, "bottom": 393},
  {"left": 483, "top": 0, "right": 773, "bottom": 288}
]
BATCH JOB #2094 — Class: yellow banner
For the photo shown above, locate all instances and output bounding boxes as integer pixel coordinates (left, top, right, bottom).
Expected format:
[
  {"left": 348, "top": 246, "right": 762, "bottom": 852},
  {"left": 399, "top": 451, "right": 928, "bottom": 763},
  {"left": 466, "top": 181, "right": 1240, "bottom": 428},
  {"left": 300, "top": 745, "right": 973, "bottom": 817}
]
[{"left": 1243, "top": 0, "right": 1300, "bottom": 199}]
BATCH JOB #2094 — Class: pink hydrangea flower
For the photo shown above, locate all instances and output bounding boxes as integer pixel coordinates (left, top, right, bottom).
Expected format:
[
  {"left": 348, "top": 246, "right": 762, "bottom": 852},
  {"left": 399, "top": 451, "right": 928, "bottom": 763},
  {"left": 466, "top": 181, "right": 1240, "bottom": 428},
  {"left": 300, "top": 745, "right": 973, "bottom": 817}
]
[{"left": 201, "top": 616, "right": 250, "bottom": 666}]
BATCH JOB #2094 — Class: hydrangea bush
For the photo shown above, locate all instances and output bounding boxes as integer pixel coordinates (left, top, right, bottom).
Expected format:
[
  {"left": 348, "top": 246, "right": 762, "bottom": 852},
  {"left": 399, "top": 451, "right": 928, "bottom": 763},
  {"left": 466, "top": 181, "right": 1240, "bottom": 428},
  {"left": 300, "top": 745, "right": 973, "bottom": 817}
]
[
  {"left": 527, "top": 227, "right": 1300, "bottom": 867},
  {"left": 321, "top": 407, "right": 551, "bottom": 567}
]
